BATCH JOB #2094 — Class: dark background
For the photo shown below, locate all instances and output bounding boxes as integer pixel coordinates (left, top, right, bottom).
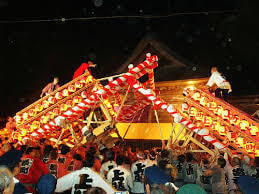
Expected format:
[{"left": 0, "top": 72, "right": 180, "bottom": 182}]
[{"left": 0, "top": 0, "right": 258, "bottom": 119}]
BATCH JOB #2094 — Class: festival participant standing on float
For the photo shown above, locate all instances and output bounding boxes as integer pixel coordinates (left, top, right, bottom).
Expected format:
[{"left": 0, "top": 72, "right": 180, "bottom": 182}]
[
  {"left": 40, "top": 77, "right": 60, "bottom": 98},
  {"left": 206, "top": 67, "right": 232, "bottom": 101},
  {"left": 73, "top": 60, "right": 96, "bottom": 79}
]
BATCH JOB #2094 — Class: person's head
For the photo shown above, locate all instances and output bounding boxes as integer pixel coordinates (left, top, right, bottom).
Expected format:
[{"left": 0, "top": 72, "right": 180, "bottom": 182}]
[
  {"left": 106, "top": 150, "right": 115, "bottom": 161},
  {"left": 60, "top": 144, "right": 70, "bottom": 155},
  {"left": 116, "top": 155, "right": 125, "bottom": 166},
  {"left": 161, "top": 149, "right": 170, "bottom": 159},
  {"left": 232, "top": 157, "right": 241, "bottom": 167},
  {"left": 83, "top": 154, "right": 95, "bottom": 168},
  {"left": 50, "top": 149, "right": 58, "bottom": 160},
  {"left": 73, "top": 154, "right": 82, "bottom": 161},
  {"left": 26, "top": 147, "right": 38, "bottom": 158},
  {"left": 158, "top": 159, "right": 168, "bottom": 170},
  {"left": 36, "top": 174, "right": 57, "bottom": 194},
  {"left": 20, "top": 145, "right": 27, "bottom": 154},
  {"left": 2, "top": 144, "right": 11, "bottom": 153},
  {"left": 87, "top": 146, "right": 96, "bottom": 156},
  {"left": 7, "top": 117, "right": 14, "bottom": 123},
  {"left": 149, "top": 150, "right": 156, "bottom": 161},
  {"left": 53, "top": 77, "right": 59, "bottom": 85},
  {"left": 186, "top": 153, "right": 193, "bottom": 163},
  {"left": 0, "top": 167, "right": 14, "bottom": 194},
  {"left": 136, "top": 151, "right": 145, "bottom": 160},
  {"left": 211, "top": 67, "right": 218, "bottom": 74},
  {"left": 177, "top": 154, "right": 185, "bottom": 163},
  {"left": 43, "top": 145, "right": 53, "bottom": 156},
  {"left": 217, "top": 157, "right": 226, "bottom": 168}
]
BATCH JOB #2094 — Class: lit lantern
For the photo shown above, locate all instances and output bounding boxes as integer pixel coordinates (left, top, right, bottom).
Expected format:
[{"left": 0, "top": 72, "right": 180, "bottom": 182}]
[
  {"left": 219, "top": 126, "right": 226, "bottom": 136},
  {"left": 62, "top": 89, "right": 69, "bottom": 97},
  {"left": 46, "top": 111, "right": 55, "bottom": 119},
  {"left": 255, "top": 149, "right": 259, "bottom": 157},
  {"left": 60, "top": 104, "right": 68, "bottom": 111},
  {"left": 207, "top": 101, "right": 217, "bottom": 111},
  {"left": 53, "top": 108, "right": 60, "bottom": 115},
  {"left": 195, "top": 112, "right": 204, "bottom": 121},
  {"left": 189, "top": 107, "right": 197, "bottom": 117},
  {"left": 73, "top": 96, "right": 82, "bottom": 104},
  {"left": 203, "top": 116, "right": 212, "bottom": 126},
  {"left": 22, "top": 113, "right": 29, "bottom": 120},
  {"left": 16, "top": 115, "right": 23, "bottom": 124},
  {"left": 236, "top": 137, "right": 245, "bottom": 148},
  {"left": 48, "top": 96, "right": 57, "bottom": 104},
  {"left": 227, "top": 132, "right": 236, "bottom": 142},
  {"left": 18, "top": 135, "right": 22, "bottom": 142},
  {"left": 28, "top": 109, "right": 36, "bottom": 117},
  {"left": 55, "top": 92, "right": 63, "bottom": 100},
  {"left": 68, "top": 85, "right": 76, "bottom": 92},
  {"left": 35, "top": 104, "right": 43, "bottom": 112},
  {"left": 230, "top": 115, "right": 240, "bottom": 126},
  {"left": 42, "top": 100, "right": 50, "bottom": 109},
  {"left": 214, "top": 105, "right": 223, "bottom": 116},
  {"left": 66, "top": 100, "right": 74, "bottom": 107},
  {"left": 182, "top": 103, "right": 189, "bottom": 113},
  {"left": 87, "top": 75, "right": 93, "bottom": 83},
  {"left": 40, "top": 116, "right": 49, "bottom": 124},
  {"left": 211, "top": 121, "right": 221, "bottom": 131},
  {"left": 200, "top": 97, "right": 208, "bottom": 106},
  {"left": 81, "top": 91, "right": 88, "bottom": 98},
  {"left": 80, "top": 76, "right": 88, "bottom": 83},
  {"left": 222, "top": 109, "right": 231, "bottom": 120},
  {"left": 250, "top": 125, "right": 259, "bottom": 136},
  {"left": 192, "top": 92, "right": 201, "bottom": 101},
  {"left": 239, "top": 120, "right": 249, "bottom": 131},
  {"left": 245, "top": 142, "right": 255, "bottom": 153},
  {"left": 75, "top": 81, "right": 83, "bottom": 88}
]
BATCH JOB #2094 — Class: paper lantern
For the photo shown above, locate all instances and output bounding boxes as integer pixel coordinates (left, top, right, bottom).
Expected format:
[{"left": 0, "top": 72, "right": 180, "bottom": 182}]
[
  {"left": 16, "top": 115, "right": 23, "bottom": 124},
  {"left": 60, "top": 104, "right": 68, "bottom": 112},
  {"left": 32, "top": 121, "right": 41, "bottom": 130},
  {"left": 255, "top": 149, "right": 259, "bottom": 157},
  {"left": 214, "top": 105, "right": 223, "bottom": 116},
  {"left": 86, "top": 75, "right": 93, "bottom": 83},
  {"left": 53, "top": 108, "right": 60, "bottom": 115},
  {"left": 245, "top": 142, "right": 255, "bottom": 153},
  {"left": 48, "top": 96, "right": 57, "bottom": 104},
  {"left": 40, "top": 116, "right": 49, "bottom": 124},
  {"left": 211, "top": 121, "right": 221, "bottom": 131},
  {"left": 81, "top": 91, "right": 88, "bottom": 98},
  {"left": 28, "top": 109, "right": 36, "bottom": 117},
  {"left": 230, "top": 115, "right": 240, "bottom": 126},
  {"left": 35, "top": 104, "right": 43, "bottom": 112},
  {"left": 208, "top": 101, "right": 217, "bottom": 111},
  {"left": 22, "top": 113, "right": 29, "bottom": 120},
  {"left": 66, "top": 100, "right": 74, "bottom": 107},
  {"left": 250, "top": 125, "right": 258, "bottom": 136},
  {"left": 192, "top": 92, "right": 201, "bottom": 101},
  {"left": 189, "top": 107, "right": 197, "bottom": 117},
  {"left": 75, "top": 81, "right": 83, "bottom": 88},
  {"left": 227, "top": 132, "right": 236, "bottom": 142},
  {"left": 200, "top": 97, "right": 208, "bottom": 106},
  {"left": 222, "top": 109, "right": 230, "bottom": 120},
  {"left": 219, "top": 126, "right": 226, "bottom": 136},
  {"left": 182, "top": 103, "right": 189, "bottom": 113},
  {"left": 195, "top": 112, "right": 204, "bottom": 121},
  {"left": 236, "top": 137, "right": 245, "bottom": 148},
  {"left": 68, "top": 85, "right": 76, "bottom": 92},
  {"left": 42, "top": 100, "right": 50, "bottom": 109},
  {"left": 203, "top": 116, "right": 212, "bottom": 126},
  {"left": 46, "top": 111, "right": 55, "bottom": 120},
  {"left": 73, "top": 96, "right": 82, "bottom": 104},
  {"left": 80, "top": 76, "right": 88, "bottom": 83},
  {"left": 55, "top": 92, "right": 63, "bottom": 100},
  {"left": 239, "top": 120, "right": 249, "bottom": 131},
  {"left": 62, "top": 89, "right": 69, "bottom": 97}
]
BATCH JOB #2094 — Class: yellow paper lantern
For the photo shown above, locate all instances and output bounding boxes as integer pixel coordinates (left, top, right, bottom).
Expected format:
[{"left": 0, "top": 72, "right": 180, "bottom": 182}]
[
  {"left": 32, "top": 121, "right": 40, "bottom": 130},
  {"left": 42, "top": 100, "right": 50, "bottom": 109},
  {"left": 16, "top": 115, "right": 23, "bottom": 124},
  {"left": 62, "top": 89, "right": 69, "bottom": 97},
  {"left": 203, "top": 116, "right": 212, "bottom": 126},
  {"left": 195, "top": 112, "right": 204, "bottom": 121},
  {"left": 200, "top": 97, "right": 208, "bottom": 106},
  {"left": 53, "top": 108, "right": 60, "bottom": 115},
  {"left": 46, "top": 111, "right": 55, "bottom": 120},
  {"left": 60, "top": 104, "right": 68, "bottom": 112},
  {"left": 222, "top": 109, "right": 231, "bottom": 120},
  {"left": 48, "top": 96, "right": 57, "bottom": 104},
  {"left": 68, "top": 85, "right": 76, "bottom": 92},
  {"left": 230, "top": 115, "right": 240, "bottom": 126},
  {"left": 208, "top": 101, "right": 217, "bottom": 111},
  {"left": 189, "top": 107, "right": 197, "bottom": 117},
  {"left": 214, "top": 105, "right": 223, "bottom": 116},
  {"left": 211, "top": 121, "right": 221, "bottom": 131},
  {"left": 236, "top": 137, "right": 245, "bottom": 148},
  {"left": 75, "top": 81, "right": 83, "bottom": 88},
  {"left": 80, "top": 76, "right": 88, "bottom": 83},
  {"left": 86, "top": 75, "right": 93, "bottom": 83},
  {"left": 35, "top": 104, "right": 43, "bottom": 112},
  {"left": 245, "top": 142, "right": 255, "bottom": 153},
  {"left": 192, "top": 92, "right": 201, "bottom": 101},
  {"left": 40, "top": 116, "right": 49, "bottom": 124},
  {"left": 219, "top": 126, "right": 226, "bottom": 136},
  {"left": 250, "top": 125, "right": 258, "bottom": 136},
  {"left": 22, "top": 113, "right": 29, "bottom": 120},
  {"left": 55, "top": 92, "right": 63, "bottom": 100},
  {"left": 73, "top": 96, "right": 82, "bottom": 104},
  {"left": 239, "top": 120, "right": 249, "bottom": 131},
  {"left": 66, "top": 100, "right": 74, "bottom": 107},
  {"left": 28, "top": 109, "right": 36, "bottom": 117},
  {"left": 255, "top": 149, "right": 259, "bottom": 157}
]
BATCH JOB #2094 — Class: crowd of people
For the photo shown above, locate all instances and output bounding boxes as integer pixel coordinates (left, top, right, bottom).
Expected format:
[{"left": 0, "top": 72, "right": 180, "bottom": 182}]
[{"left": 0, "top": 136, "right": 258, "bottom": 194}]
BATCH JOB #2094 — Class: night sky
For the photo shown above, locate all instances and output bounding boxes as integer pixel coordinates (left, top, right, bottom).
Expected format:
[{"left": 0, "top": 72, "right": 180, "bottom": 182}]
[{"left": 0, "top": 0, "right": 258, "bottom": 120}]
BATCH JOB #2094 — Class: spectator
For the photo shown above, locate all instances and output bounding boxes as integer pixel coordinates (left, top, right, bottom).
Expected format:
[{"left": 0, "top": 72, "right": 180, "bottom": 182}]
[
  {"left": 36, "top": 174, "right": 57, "bottom": 194},
  {"left": 5, "top": 116, "right": 16, "bottom": 132},
  {"left": 55, "top": 154, "right": 115, "bottom": 193},
  {"left": 183, "top": 153, "right": 198, "bottom": 184},
  {"left": 206, "top": 67, "right": 232, "bottom": 101},
  {"left": 196, "top": 159, "right": 212, "bottom": 193},
  {"left": 172, "top": 154, "right": 185, "bottom": 187},
  {"left": 73, "top": 61, "right": 96, "bottom": 79},
  {"left": 107, "top": 155, "right": 133, "bottom": 192},
  {"left": 40, "top": 77, "right": 60, "bottom": 98}
]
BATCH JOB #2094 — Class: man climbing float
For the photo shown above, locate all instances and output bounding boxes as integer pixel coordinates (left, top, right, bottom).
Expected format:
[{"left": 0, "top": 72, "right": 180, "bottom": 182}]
[{"left": 73, "top": 61, "right": 96, "bottom": 79}]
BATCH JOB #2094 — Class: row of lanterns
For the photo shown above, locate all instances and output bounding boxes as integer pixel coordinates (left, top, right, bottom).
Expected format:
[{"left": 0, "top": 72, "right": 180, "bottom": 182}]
[
  {"left": 182, "top": 103, "right": 257, "bottom": 155},
  {"left": 183, "top": 87, "right": 259, "bottom": 137},
  {"left": 16, "top": 76, "right": 93, "bottom": 125}
]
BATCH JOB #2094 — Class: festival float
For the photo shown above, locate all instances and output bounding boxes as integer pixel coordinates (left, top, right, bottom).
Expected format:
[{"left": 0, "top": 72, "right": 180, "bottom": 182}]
[{"left": 1, "top": 53, "right": 258, "bottom": 160}]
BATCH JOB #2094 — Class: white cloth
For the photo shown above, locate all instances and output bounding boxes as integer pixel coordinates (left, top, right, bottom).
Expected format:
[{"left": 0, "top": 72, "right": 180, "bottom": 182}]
[
  {"left": 131, "top": 160, "right": 148, "bottom": 193},
  {"left": 55, "top": 167, "right": 115, "bottom": 193},
  {"left": 100, "top": 161, "right": 117, "bottom": 178},
  {"left": 207, "top": 71, "right": 228, "bottom": 89},
  {"left": 107, "top": 165, "right": 133, "bottom": 191}
]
